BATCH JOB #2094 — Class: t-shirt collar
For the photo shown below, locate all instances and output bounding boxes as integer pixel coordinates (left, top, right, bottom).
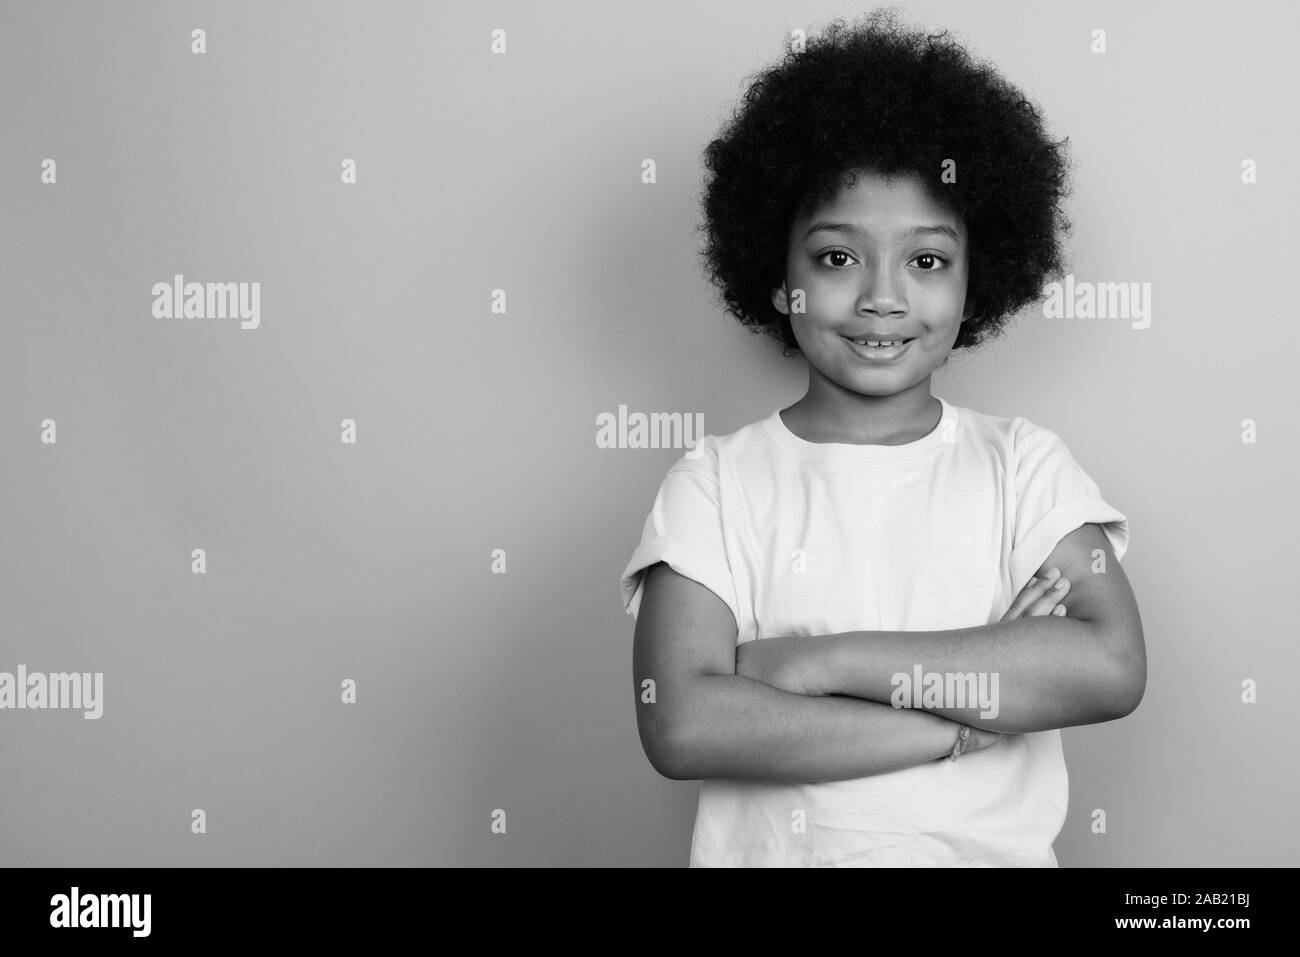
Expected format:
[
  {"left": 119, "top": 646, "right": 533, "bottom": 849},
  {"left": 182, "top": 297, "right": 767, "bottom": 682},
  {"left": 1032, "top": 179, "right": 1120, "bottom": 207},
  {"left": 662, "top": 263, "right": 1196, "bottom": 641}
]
[{"left": 763, "top": 395, "right": 957, "bottom": 464}]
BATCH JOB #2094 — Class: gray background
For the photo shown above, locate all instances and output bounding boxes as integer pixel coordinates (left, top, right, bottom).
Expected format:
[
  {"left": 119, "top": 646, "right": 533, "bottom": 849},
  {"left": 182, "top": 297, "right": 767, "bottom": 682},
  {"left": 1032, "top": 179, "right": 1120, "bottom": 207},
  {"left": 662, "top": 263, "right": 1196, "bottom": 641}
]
[{"left": 1, "top": 0, "right": 1295, "bottom": 866}]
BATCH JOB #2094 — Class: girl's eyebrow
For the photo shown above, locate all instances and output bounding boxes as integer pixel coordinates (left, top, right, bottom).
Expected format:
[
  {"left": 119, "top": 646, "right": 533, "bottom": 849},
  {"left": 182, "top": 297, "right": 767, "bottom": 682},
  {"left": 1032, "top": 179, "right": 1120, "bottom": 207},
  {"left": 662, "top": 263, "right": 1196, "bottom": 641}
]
[{"left": 804, "top": 220, "right": 962, "bottom": 243}]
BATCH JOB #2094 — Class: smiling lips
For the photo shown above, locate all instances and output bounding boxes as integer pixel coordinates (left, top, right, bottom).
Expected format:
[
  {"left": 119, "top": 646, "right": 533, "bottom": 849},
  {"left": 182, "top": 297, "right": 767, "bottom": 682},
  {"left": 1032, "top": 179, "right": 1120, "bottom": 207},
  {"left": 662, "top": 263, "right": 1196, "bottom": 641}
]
[
  {"left": 844, "top": 333, "right": 914, "bottom": 345},
  {"left": 842, "top": 334, "right": 914, "bottom": 361}
]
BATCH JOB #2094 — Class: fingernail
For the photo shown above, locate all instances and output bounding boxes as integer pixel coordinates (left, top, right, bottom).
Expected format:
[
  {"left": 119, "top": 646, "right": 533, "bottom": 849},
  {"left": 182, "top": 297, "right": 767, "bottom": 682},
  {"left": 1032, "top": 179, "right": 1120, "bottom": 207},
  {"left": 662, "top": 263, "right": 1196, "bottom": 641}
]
[
  {"left": 1028, "top": 577, "right": 1038, "bottom": 586},
  {"left": 1054, "top": 578, "right": 1068, "bottom": 590},
  {"left": 1046, "top": 568, "right": 1061, "bottom": 581}
]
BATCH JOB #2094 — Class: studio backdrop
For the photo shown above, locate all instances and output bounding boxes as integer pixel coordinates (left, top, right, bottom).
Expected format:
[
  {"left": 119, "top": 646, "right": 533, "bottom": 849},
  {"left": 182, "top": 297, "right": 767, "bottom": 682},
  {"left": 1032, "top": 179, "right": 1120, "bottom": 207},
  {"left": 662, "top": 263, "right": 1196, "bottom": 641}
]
[{"left": 1, "top": 0, "right": 1295, "bottom": 866}]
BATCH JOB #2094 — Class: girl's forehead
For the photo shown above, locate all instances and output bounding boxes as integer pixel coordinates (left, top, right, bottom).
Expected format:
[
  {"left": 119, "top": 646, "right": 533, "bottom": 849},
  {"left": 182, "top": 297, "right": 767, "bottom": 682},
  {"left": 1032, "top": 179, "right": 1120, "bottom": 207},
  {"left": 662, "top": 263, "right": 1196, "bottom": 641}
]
[{"left": 805, "top": 175, "right": 963, "bottom": 234}]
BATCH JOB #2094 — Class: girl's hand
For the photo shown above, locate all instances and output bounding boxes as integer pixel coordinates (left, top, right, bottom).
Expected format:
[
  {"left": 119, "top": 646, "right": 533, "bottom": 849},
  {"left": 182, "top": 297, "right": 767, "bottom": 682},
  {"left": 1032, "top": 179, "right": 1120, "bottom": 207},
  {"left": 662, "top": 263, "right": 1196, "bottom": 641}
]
[
  {"left": 943, "top": 723, "right": 1005, "bottom": 760},
  {"left": 963, "top": 726, "right": 1005, "bottom": 752},
  {"left": 954, "top": 574, "right": 1069, "bottom": 755},
  {"left": 1001, "top": 568, "right": 1071, "bottom": 622},
  {"left": 735, "top": 636, "right": 823, "bottom": 696}
]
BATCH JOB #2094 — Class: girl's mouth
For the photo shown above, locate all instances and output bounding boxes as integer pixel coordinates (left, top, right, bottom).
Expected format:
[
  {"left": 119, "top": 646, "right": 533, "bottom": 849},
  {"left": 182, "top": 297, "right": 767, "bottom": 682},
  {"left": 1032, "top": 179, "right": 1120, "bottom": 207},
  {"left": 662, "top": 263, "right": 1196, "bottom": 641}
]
[{"left": 842, "top": 335, "right": 914, "bottom": 361}]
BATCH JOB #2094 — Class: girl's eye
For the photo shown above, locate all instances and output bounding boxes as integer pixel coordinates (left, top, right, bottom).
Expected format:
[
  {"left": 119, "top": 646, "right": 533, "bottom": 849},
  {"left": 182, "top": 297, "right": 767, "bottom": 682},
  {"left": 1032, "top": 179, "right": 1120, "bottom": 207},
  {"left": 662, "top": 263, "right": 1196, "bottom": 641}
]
[
  {"left": 817, "top": 250, "right": 950, "bottom": 271},
  {"left": 818, "top": 249, "right": 858, "bottom": 268},
  {"left": 910, "top": 253, "right": 949, "bottom": 271}
]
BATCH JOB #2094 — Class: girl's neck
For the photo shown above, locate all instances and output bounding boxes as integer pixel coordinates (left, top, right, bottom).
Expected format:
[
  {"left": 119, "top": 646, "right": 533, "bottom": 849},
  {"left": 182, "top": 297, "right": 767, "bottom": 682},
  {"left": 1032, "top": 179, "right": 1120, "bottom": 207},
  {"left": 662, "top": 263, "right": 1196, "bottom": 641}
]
[{"left": 781, "top": 382, "right": 940, "bottom": 447}]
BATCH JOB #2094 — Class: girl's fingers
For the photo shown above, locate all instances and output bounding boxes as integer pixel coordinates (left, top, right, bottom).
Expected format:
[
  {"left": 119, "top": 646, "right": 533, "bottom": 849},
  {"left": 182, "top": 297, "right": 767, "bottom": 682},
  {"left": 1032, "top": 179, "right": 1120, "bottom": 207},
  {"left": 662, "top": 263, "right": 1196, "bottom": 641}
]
[
  {"left": 1003, "top": 569, "right": 1071, "bottom": 620},
  {"left": 1025, "top": 574, "right": 1069, "bottom": 615},
  {"left": 1001, "top": 578, "right": 1035, "bottom": 619},
  {"left": 1003, "top": 574, "right": 1045, "bottom": 621}
]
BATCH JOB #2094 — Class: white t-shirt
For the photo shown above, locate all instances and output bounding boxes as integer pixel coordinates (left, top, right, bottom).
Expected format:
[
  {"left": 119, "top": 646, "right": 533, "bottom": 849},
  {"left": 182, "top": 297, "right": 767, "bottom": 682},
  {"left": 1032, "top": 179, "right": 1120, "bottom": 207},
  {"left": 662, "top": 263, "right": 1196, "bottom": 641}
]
[{"left": 619, "top": 394, "right": 1129, "bottom": 867}]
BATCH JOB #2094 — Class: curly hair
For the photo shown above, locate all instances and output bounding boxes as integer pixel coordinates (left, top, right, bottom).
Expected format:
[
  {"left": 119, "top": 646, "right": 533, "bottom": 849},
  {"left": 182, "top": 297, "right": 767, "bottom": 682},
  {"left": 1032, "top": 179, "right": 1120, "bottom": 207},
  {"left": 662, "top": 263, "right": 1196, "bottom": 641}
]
[{"left": 697, "top": 7, "right": 1074, "bottom": 357}]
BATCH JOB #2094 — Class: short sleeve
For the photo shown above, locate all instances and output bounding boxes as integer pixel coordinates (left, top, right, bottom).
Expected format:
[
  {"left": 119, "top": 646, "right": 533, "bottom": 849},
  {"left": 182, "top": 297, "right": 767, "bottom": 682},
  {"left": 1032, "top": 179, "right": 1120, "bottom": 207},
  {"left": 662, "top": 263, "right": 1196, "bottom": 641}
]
[
  {"left": 618, "top": 438, "right": 740, "bottom": 628},
  {"left": 1009, "top": 420, "right": 1130, "bottom": 588}
]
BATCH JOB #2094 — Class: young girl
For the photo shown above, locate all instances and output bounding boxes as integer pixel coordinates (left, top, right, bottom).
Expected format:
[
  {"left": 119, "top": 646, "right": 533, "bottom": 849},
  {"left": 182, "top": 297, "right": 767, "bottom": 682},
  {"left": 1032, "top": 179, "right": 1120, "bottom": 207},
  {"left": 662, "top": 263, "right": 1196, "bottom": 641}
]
[{"left": 619, "top": 11, "right": 1145, "bottom": 867}]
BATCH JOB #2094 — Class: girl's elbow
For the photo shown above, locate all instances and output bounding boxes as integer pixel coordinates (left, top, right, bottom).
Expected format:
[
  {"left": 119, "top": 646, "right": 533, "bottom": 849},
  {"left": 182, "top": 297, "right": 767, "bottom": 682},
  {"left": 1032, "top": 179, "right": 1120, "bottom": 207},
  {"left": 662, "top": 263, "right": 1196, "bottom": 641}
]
[
  {"left": 637, "top": 712, "right": 700, "bottom": 781},
  {"left": 1104, "top": 658, "right": 1146, "bottom": 719},
  {"left": 1101, "top": 630, "right": 1146, "bottom": 719},
  {"left": 1118, "top": 672, "right": 1146, "bottom": 717}
]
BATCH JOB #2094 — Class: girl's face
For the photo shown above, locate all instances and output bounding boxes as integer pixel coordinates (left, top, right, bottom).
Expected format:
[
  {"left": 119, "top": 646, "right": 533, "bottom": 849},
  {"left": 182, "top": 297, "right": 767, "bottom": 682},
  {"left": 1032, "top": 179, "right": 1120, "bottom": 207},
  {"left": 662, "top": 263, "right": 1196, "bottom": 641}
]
[{"left": 772, "top": 168, "right": 972, "bottom": 399}]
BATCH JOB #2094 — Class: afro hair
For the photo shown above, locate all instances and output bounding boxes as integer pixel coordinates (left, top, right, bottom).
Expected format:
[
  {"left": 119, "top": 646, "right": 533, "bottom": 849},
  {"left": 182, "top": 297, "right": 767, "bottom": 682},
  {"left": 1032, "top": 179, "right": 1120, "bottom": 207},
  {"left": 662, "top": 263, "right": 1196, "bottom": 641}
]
[{"left": 697, "top": 7, "right": 1075, "bottom": 357}]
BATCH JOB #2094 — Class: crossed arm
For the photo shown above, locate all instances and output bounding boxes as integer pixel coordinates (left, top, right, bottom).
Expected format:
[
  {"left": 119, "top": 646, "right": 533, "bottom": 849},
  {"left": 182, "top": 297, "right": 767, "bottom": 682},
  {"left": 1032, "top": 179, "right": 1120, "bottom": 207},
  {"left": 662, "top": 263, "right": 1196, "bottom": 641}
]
[
  {"left": 735, "top": 523, "right": 1146, "bottom": 733},
  {"left": 633, "top": 523, "right": 1146, "bottom": 782}
]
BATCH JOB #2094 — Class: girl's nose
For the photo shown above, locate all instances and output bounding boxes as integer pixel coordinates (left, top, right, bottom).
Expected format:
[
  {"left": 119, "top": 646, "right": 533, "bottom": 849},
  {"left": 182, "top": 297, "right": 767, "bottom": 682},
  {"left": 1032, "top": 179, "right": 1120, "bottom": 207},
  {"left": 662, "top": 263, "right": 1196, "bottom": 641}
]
[{"left": 856, "top": 267, "right": 908, "bottom": 316}]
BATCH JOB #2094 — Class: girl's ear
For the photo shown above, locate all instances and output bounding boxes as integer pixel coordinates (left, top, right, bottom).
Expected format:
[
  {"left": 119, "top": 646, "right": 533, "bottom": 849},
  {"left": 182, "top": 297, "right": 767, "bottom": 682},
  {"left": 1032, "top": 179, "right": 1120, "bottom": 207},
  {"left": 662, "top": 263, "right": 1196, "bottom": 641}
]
[{"left": 770, "top": 282, "right": 791, "bottom": 316}]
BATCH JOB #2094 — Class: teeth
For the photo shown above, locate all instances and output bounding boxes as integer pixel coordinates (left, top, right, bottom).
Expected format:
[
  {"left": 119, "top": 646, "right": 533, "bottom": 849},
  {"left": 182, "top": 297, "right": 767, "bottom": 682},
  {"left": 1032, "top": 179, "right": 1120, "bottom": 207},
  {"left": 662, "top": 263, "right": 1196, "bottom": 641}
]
[{"left": 851, "top": 338, "right": 907, "bottom": 347}]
